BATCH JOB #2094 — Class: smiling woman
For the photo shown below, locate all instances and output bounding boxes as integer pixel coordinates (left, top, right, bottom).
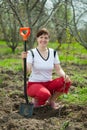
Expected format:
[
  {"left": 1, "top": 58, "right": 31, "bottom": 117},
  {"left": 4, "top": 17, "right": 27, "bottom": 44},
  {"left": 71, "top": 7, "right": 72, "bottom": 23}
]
[
  {"left": 36, "top": 28, "right": 50, "bottom": 50},
  {"left": 21, "top": 28, "right": 71, "bottom": 109}
]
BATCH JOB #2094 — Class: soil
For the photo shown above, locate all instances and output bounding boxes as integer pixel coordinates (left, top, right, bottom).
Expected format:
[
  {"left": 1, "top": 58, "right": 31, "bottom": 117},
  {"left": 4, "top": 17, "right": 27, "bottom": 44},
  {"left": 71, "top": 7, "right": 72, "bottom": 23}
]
[{"left": 0, "top": 65, "right": 87, "bottom": 130}]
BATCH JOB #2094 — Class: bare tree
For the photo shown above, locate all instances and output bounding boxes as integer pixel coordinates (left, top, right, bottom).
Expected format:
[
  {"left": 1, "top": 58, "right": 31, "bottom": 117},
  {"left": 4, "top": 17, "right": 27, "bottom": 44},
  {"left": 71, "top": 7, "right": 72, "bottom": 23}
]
[
  {"left": 5, "top": 0, "right": 63, "bottom": 49},
  {"left": 70, "top": 0, "right": 87, "bottom": 49},
  {"left": 5, "top": 0, "right": 53, "bottom": 48},
  {"left": 1, "top": 0, "right": 87, "bottom": 50},
  {"left": 50, "top": 0, "right": 87, "bottom": 49},
  {"left": 50, "top": 0, "right": 71, "bottom": 49},
  {"left": 0, "top": 1, "right": 19, "bottom": 53}
]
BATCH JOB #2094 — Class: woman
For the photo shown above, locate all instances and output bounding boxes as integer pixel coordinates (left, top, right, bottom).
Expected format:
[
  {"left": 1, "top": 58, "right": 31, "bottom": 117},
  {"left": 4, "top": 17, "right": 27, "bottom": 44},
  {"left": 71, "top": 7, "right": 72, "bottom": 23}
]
[{"left": 22, "top": 28, "right": 71, "bottom": 109}]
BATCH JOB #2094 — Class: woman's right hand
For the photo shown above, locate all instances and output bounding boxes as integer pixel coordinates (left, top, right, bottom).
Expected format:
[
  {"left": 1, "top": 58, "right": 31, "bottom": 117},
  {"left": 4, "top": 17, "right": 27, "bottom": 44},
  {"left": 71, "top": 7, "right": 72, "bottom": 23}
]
[{"left": 21, "top": 51, "right": 27, "bottom": 59}]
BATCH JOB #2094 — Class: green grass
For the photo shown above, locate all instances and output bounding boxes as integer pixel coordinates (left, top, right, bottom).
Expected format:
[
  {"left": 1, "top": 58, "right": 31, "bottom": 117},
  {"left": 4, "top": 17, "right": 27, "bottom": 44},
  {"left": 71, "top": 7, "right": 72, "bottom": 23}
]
[
  {"left": 61, "top": 87, "right": 87, "bottom": 105},
  {"left": 0, "top": 41, "right": 12, "bottom": 55},
  {"left": 0, "top": 59, "right": 22, "bottom": 71},
  {"left": 48, "top": 42, "right": 58, "bottom": 49},
  {"left": 58, "top": 42, "right": 87, "bottom": 65},
  {"left": 0, "top": 41, "right": 22, "bottom": 55},
  {"left": 0, "top": 41, "right": 22, "bottom": 71},
  {"left": 48, "top": 42, "right": 87, "bottom": 65},
  {"left": 71, "top": 73, "right": 86, "bottom": 85}
]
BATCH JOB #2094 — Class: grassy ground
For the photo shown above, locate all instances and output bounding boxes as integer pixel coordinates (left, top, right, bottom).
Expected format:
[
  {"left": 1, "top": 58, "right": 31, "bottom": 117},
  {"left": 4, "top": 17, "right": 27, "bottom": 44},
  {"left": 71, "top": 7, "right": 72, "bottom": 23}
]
[
  {"left": 0, "top": 41, "right": 87, "bottom": 130},
  {"left": 0, "top": 41, "right": 87, "bottom": 105}
]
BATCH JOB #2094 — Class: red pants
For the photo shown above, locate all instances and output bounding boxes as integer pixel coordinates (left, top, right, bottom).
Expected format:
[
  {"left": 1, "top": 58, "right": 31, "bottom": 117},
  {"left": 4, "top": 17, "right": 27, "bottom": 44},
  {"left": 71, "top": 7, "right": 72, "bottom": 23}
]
[{"left": 27, "top": 77, "right": 71, "bottom": 105}]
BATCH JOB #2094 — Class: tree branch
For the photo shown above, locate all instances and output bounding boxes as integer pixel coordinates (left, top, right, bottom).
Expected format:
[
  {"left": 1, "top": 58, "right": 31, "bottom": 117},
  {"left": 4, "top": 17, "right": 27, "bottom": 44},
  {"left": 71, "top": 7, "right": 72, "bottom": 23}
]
[
  {"left": 7, "top": 0, "right": 24, "bottom": 27},
  {"left": 71, "top": 0, "right": 87, "bottom": 49},
  {"left": 30, "top": 0, "right": 40, "bottom": 11},
  {"left": 32, "top": 0, "right": 47, "bottom": 26}
]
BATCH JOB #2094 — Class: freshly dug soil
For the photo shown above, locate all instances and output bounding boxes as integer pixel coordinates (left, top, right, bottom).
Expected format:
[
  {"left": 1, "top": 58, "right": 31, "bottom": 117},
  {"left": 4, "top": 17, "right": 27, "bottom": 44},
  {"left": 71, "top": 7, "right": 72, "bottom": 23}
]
[{"left": 0, "top": 67, "right": 87, "bottom": 130}]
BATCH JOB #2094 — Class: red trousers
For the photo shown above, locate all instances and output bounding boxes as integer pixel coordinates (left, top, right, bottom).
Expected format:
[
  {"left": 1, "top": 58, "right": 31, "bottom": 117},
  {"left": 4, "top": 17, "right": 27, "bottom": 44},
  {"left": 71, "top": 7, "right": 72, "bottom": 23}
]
[{"left": 27, "top": 77, "right": 71, "bottom": 105}]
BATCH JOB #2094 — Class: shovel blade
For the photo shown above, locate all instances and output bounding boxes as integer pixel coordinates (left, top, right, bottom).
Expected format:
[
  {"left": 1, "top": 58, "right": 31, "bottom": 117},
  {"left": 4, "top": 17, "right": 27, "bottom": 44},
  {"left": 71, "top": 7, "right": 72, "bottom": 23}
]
[{"left": 19, "top": 103, "right": 34, "bottom": 118}]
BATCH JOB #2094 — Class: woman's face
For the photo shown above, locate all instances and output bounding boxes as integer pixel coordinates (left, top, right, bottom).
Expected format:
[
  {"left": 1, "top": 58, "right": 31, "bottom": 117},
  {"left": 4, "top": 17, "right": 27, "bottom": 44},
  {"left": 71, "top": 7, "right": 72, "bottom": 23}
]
[{"left": 37, "top": 34, "right": 49, "bottom": 47}]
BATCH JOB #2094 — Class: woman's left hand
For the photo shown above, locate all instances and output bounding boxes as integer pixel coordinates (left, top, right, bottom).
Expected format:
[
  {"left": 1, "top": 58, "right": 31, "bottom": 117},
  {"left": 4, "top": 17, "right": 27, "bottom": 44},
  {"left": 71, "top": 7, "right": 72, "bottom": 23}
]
[{"left": 64, "top": 75, "right": 71, "bottom": 83}]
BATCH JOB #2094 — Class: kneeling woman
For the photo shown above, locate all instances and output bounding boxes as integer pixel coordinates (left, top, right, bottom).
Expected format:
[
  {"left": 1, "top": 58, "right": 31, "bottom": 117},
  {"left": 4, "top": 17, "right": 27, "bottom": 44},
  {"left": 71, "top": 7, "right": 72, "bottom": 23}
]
[{"left": 22, "top": 28, "right": 71, "bottom": 109}]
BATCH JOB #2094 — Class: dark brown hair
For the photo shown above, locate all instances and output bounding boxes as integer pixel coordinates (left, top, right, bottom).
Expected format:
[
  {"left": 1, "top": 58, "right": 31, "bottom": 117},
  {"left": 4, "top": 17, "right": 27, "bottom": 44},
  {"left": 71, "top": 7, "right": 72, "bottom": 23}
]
[{"left": 36, "top": 28, "right": 50, "bottom": 38}]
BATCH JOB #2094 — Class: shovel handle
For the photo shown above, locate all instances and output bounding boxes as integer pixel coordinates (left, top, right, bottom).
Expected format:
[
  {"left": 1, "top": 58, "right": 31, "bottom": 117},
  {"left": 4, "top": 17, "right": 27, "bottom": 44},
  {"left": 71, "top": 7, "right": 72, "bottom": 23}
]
[
  {"left": 20, "top": 27, "right": 30, "bottom": 41},
  {"left": 20, "top": 27, "right": 30, "bottom": 104}
]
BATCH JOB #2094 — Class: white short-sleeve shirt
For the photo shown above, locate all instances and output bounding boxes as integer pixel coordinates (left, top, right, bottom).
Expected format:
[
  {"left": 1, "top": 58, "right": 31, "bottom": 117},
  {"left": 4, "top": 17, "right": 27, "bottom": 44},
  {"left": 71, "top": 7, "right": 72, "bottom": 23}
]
[{"left": 27, "top": 48, "right": 60, "bottom": 82}]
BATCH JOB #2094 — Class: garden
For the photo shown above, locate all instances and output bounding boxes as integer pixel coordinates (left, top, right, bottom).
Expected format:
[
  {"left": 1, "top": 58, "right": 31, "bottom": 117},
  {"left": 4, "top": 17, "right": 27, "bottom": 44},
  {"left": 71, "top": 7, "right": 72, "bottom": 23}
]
[{"left": 0, "top": 41, "right": 87, "bottom": 130}]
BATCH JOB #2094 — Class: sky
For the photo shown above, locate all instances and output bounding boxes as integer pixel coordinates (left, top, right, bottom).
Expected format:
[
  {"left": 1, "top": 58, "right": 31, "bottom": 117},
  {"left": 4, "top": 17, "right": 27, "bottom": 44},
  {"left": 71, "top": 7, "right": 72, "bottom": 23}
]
[
  {"left": 46, "top": 0, "right": 53, "bottom": 9},
  {"left": 46, "top": 0, "right": 87, "bottom": 28},
  {"left": 73, "top": 0, "right": 87, "bottom": 28}
]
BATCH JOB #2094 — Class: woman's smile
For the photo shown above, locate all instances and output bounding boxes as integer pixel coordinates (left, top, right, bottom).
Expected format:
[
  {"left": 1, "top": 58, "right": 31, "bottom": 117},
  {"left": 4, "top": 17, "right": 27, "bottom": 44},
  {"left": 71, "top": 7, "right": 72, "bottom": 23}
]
[{"left": 37, "top": 34, "right": 49, "bottom": 46}]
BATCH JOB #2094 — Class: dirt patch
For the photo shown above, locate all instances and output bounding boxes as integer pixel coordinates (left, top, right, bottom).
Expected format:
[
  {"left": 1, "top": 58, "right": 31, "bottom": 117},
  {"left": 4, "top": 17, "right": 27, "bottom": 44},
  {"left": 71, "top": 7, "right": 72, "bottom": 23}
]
[{"left": 0, "top": 68, "right": 87, "bottom": 130}]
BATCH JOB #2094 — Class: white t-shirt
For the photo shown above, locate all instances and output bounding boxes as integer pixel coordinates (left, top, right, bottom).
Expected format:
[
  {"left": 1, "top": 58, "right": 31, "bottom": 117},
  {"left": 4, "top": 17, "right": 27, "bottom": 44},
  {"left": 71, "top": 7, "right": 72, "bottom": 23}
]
[{"left": 27, "top": 48, "right": 60, "bottom": 82}]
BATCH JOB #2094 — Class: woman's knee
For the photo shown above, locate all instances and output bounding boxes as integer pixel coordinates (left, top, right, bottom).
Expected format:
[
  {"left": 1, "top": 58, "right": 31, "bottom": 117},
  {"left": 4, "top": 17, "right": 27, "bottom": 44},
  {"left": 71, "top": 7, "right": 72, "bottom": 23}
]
[
  {"left": 27, "top": 84, "right": 42, "bottom": 97},
  {"left": 36, "top": 87, "right": 51, "bottom": 100},
  {"left": 27, "top": 83, "right": 51, "bottom": 99},
  {"left": 36, "top": 87, "right": 51, "bottom": 105}
]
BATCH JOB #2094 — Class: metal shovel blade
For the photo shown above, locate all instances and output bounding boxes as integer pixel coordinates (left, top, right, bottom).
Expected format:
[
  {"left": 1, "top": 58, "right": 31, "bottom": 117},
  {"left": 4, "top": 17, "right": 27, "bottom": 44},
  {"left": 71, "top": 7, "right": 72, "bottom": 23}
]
[{"left": 19, "top": 103, "right": 34, "bottom": 118}]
